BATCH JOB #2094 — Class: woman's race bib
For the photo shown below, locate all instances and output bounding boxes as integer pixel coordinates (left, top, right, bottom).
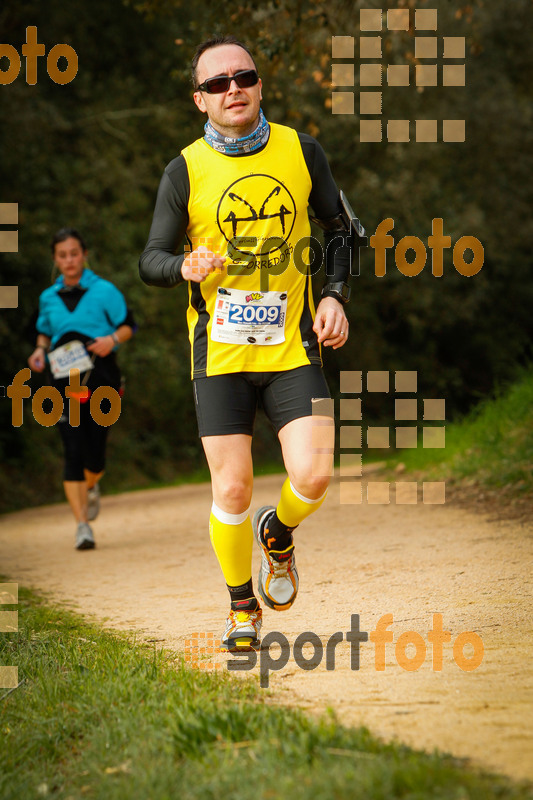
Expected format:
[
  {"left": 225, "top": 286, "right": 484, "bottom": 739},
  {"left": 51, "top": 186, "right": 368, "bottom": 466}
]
[
  {"left": 48, "top": 340, "right": 94, "bottom": 379},
  {"left": 210, "top": 288, "right": 287, "bottom": 346}
]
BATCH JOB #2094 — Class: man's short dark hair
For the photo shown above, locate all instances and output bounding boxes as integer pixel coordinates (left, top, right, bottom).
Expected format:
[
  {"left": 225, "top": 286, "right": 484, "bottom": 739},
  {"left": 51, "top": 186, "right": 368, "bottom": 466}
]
[{"left": 191, "top": 35, "right": 257, "bottom": 89}]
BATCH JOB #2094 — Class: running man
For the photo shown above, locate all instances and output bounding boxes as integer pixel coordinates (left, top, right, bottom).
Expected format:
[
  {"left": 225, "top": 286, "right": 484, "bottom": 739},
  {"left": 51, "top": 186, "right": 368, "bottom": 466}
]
[{"left": 140, "top": 35, "right": 356, "bottom": 652}]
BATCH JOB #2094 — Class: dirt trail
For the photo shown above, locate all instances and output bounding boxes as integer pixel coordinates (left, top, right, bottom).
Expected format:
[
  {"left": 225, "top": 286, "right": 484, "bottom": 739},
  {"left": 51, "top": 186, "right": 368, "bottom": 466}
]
[{"left": 1, "top": 474, "right": 532, "bottom": 782}]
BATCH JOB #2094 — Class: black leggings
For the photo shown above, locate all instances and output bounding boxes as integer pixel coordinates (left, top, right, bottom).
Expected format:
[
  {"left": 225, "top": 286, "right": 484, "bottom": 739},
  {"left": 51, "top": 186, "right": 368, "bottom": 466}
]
[{"left": 58, "top": 400, "right": 109, "bottom": 481}]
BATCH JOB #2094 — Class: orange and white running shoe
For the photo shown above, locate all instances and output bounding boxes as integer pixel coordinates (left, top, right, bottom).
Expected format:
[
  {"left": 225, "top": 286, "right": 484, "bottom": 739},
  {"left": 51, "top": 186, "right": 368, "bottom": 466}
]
[
  {"left": 220, "top": 608, "right": 262, "bottom": 652},
  {"left": 253, "top": 506, "right": 299, "bottom": 611}
]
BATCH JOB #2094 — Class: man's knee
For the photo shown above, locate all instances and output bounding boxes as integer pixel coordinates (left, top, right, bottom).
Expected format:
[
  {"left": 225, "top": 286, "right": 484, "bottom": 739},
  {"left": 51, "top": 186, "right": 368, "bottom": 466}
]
[
  {"left": 213, "top": 476, "right": 253, "bottom": 513},
  {"left": 290, "top": 469, "right": 331, "bottom": 501}
]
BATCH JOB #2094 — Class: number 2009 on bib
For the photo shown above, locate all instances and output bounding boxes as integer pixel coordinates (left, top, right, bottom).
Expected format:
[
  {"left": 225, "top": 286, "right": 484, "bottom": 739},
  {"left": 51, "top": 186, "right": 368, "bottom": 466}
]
[{"left": 228, "top": 304, "right": 280, "bottom": 325}]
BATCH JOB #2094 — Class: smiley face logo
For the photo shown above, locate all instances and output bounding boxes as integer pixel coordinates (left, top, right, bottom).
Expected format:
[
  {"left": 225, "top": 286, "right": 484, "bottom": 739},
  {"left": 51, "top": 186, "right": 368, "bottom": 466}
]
[{"left": 217, "top": 174, "right": 296, "bottom": 254}]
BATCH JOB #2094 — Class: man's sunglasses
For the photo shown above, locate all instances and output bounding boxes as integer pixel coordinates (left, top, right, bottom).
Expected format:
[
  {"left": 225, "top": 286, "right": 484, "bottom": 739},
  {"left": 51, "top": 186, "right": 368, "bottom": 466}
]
[{"left": 197, "top": 69, "right": 259, "bottom": 95}]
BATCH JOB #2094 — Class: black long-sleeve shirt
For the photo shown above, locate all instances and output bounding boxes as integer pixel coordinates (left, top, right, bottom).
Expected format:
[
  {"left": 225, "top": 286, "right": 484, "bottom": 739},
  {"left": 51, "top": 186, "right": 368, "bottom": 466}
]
[{"left": 139, "top": 132, "right": 350, "bottom": 288}]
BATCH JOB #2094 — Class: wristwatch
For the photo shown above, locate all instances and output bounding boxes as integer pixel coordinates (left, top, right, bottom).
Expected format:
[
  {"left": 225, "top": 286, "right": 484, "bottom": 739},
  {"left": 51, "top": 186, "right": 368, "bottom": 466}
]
[{"left": 321, "top": 282, "right": 351, "bottom": 305}]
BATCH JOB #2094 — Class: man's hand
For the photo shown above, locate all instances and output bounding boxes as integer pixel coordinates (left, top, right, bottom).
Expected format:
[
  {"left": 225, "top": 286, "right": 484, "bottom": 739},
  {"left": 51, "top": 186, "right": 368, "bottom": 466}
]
[
  {"left": 313, "top": 296, "right": 349, "bottom": 349},
  {"left": 181, "top": 245, "right": 226, "bottom": 283}
]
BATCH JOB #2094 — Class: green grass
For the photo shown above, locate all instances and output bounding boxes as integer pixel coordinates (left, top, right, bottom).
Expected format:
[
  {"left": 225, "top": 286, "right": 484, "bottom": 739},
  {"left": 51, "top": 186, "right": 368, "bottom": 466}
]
[
  {"left": 390, "top": 369, "right": 533, "bottom": 496},
  {"left": 112, "top": 457, "right": 287, "bottom": 496},
  {"left": 1, "top": 587, "right": 532, "bottom": 800},
  {"left": 0, "top": 458, "right": 287, "bottom": 514}
]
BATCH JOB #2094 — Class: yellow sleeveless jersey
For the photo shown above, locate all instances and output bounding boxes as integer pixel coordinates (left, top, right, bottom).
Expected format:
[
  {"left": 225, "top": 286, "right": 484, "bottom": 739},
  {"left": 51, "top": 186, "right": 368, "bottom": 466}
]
[{"left": 181, "top": 123, "right": 321, "bottom": 378}]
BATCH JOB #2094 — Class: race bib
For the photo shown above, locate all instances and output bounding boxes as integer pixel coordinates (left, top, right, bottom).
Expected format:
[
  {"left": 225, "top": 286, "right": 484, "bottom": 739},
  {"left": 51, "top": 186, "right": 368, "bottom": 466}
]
[
  {"left": 48, "top": 340, "right": 94, "bottom": 379},
  {"left": 210, "top": 288, "right": 287, "bottom": 346}
]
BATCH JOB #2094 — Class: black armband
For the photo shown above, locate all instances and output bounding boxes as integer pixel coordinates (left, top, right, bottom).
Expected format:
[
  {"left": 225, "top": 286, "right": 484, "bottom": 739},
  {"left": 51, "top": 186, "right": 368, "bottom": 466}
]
[
  {"left": 310, "top": 191, "right": 366, "bottom": 243},
  {"left": 310, "top": 191, "right": 367, "bottom": 281}
]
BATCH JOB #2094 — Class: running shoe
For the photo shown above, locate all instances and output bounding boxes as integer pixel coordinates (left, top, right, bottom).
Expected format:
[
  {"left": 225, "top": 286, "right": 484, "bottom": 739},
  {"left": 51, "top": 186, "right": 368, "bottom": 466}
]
[
  {"left": 76, "top": 522, "right": 95, "bottom": 550},
  {"left": 87, "top": 484, "right": 100, "bottom": 521},
  {"left": 253, "top": 506, "right": 299, "bottom": 611},
  {"left": 220, "top": 607, "right": 262, "bottom": 652}
]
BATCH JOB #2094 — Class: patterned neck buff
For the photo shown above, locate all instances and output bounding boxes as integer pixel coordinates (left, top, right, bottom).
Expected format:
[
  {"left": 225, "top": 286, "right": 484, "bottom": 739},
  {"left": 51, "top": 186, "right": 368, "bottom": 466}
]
[{"left": 204, "top": 108, "right": 270, "bottom": 155}]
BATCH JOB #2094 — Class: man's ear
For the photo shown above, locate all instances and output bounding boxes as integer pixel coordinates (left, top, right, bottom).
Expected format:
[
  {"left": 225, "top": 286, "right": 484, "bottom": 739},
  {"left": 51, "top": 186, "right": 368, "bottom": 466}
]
[{"left": 193, "top": 91, "right": 207, "bottom": 113}]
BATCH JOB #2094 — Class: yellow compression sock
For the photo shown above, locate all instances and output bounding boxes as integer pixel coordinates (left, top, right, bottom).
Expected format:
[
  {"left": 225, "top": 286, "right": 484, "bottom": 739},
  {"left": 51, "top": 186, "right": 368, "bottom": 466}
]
[
  {"left": 209, "top": 503, "right": 253, "bottom": 587},
  {"left": 276, "top": 478, "right": 327, "bottom": 528}
]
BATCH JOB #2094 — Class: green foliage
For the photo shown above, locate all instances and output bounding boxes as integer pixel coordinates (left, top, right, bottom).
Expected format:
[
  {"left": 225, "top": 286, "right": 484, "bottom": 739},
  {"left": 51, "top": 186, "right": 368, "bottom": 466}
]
[
  {"left": 1, "top": 585, "right": 531, "bottom": 799},
  {"left": 1, "top": 0, "right": 531, "bottom": 510},
  {"left": 390, "top": 367, "right": 533, "bottom": 497}
]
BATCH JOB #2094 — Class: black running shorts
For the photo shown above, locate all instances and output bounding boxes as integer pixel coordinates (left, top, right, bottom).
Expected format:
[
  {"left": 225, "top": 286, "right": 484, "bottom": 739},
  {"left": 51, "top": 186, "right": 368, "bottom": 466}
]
[{"left": 193, "top": 365, "right": 331, "bottom": 437}]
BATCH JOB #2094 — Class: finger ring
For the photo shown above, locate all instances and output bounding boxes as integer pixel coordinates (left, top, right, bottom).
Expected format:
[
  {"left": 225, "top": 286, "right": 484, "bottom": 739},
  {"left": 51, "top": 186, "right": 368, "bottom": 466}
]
[{"left": 341, "top": 330, "right": 345, "bottom": 336}]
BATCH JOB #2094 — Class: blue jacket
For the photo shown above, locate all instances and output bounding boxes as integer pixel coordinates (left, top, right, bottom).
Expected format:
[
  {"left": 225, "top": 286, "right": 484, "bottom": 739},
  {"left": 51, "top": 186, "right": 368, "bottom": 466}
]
[{"left": 36, "top": 268, "right": 128, "bottom": 348}]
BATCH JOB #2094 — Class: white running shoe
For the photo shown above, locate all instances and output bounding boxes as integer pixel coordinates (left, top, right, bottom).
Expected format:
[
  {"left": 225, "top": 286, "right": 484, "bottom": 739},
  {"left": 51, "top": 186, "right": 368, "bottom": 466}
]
[
  {"left": 76, "top": 522, "right": 95, "bottom": 550},
  {"left": 87, "top": 484, "right": 100, "bottom": 521},
  {"left": 253, "top": 506, "right": 299, "bottom": 611},
  {"left": 220, "top": 608, "right": 262, "bottom": 652}
]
